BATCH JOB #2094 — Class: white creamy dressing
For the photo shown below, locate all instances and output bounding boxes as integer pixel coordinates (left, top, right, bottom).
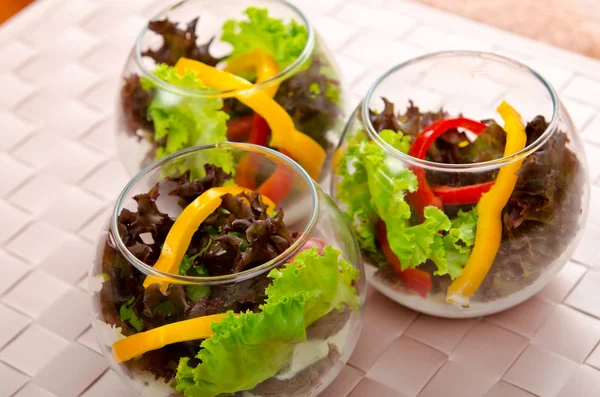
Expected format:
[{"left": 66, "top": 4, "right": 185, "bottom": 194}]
[
  {"left": 240, "top": 318, "right": 351, "bottom": 397},
  {"left": 274, "top": 319, "right": 350, "bottom": 381}
]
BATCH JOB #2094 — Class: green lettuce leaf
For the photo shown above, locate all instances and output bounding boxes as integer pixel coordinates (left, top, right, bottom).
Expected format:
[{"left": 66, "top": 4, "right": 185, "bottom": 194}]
[
  {"left": 363, "top": 143, "right": 453, "bottom": 273},
  {"left": 382, "top": 206, "right": 450, "bottom": 270},
  {"left": 178, "top": 254, "right": 196, "bottom": 276},
  {"left": 442, "top": 208, "right": 478, "bottom": 279},
  {"left": 266, "top": 246, "right": 360, "bottom": 326},
  {"left": 335, "top": 129, "right": 412, "bottom": 267},
  {"left": 364, "top": 145, "right": 472, "bottom": 277},
  {"left": 142, "top": 64, "right": 234, "bottom": 175},
  {"left": 179, "top": 253, "right": 212, "bottom": 302},
  {"left": 336, "top": 131, "right": 382, "bottom": 265},
  {"left": 175, "top": 246, "right": 359, "bottom": 397},
  {"left": 119, "top": 296, "right": 144, "bottom": 332},
  {"left": 186, "top": 266, "right": 211, "bottom": 303},
  {"left": 222, "top": 7, "right": 308, "bottom": 70},
  {"left": 176, "top": 297, "right": 306, "bottom": 397},
  {"left": 176, "top": 252, "right": 212, "bottom": 302},
  {"left": 336, "top": 128, "right": 476, "bottom": 279}
]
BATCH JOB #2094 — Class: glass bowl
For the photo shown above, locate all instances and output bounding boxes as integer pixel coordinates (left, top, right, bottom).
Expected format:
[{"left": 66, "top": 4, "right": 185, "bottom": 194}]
[
  {"left": 331, "top": 51, "right": 589, "bottom": 318},
  {"left": 90, "top": 143, "right": 365, "bottom": 397},
  {"left": 116, "top": 0, "right": 344, "bottom": 183}
]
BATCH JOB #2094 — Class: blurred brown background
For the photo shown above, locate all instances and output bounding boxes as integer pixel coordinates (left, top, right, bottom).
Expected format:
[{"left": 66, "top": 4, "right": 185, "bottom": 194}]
[
  {"left": 0, "top": 0, "right": 35, "bottom": 24},
  {"left": 1, "top": 0, "right": 599, "bottom": 59},
  {"left": 417, "top": 0, "right": 600, "bottom": 59}
]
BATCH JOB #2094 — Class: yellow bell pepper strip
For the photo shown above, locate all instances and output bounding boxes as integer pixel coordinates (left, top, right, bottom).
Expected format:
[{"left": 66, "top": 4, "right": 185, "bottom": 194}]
[
  {"left": 223, "top": 50, "right": 280, "bottom": 98},
  {"left": 175, "top": 58, "right": 326, "bottom": 180},
  {"left": 143, "top": 187, "right": 276, "bottom": 291},
  {"left": 113, "top": 313, "right": 228, "bottom": 363},
  {"left": 446, "top": 101, "right": 527, "bottom": 306}
]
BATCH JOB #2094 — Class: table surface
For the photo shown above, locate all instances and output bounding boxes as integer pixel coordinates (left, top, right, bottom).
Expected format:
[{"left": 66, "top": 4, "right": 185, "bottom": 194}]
[
  {"left": 415, "top": 0, "right": 600, "bottom": 60},
  {"left": 1, "top": 0, "right": 600, "bottom": 396},
  {"left": 5, "top": 0, "right": 600, "bottom": 60}
]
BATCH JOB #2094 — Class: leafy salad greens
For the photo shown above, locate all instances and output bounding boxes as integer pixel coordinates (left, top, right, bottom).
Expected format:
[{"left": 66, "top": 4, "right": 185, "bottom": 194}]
[
  {"left": 336, "top": 98, "right": 583, "bottom": 303},
  {"left": 99, "top": 164, "right": 361, "bottom": 396},
  {"left": 141, "top": 65, "right": 234, "bottom": 174},
  {"left": 222, "top": 7, "right": 309, "bottom": 71},
  {"left": 120, "top": 6, "right": 342, "bottom": 174},
  {"left": 176, "top": 246, "right": 359, "bottom": 397},
  {"left": 337, "top": 128, "right": 477, "bottom": 279}
]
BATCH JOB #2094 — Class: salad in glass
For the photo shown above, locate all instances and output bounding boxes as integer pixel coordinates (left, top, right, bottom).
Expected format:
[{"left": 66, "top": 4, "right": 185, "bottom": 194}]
[
  {"left": 90, "top": 143, "right": 365, "bottom": 397},
  {"left": 117, "top": 0, "right": 343, "bottom": 182},
  {"left": 331, "top": 52, "right": 588, "bottom": 317}
]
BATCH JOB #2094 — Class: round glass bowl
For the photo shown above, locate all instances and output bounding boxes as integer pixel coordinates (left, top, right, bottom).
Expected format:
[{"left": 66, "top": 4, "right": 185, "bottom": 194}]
[
  {"left": 90, "top": 143, "right": 365, "bottom": 397},
  {"left": 116, "top": 0, "right": 344, "bottom": 183},
  {"left": 330, "top": 51, "right": 589, "bottom": 318}
]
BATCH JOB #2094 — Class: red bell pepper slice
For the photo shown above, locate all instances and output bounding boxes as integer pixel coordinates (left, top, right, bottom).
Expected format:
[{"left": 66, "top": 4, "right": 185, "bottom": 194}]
[
  {"left": 406, "top": 118, "right": 487, "bottom": 217},
  {"left": 289, "top": 237, "right": 325, "bottom": 263},
  {"left": 431, "top": 181, "right": 495, "bottom": 205},
  {"left": 248, "top": 114, "right": 270, "bottom": 146},
  {"left": 408, "top": 118, "right": 487, "bottom": 159},
  {"left": 235, "top": 154, "right": 259, "bottom": 190},
  {"left": 255, "top": 149, "right": 295, "bottom": 205},
  {"left": 376, "top": 220, "right": 432, "bottom": 298},
  {"left": 237, "top": 114, "right": 293, "bottom": 204},
  {"left": 226, "top": 115, "right": 253, "bottom": 142},
  {"left": 257, "top": 163, "right": 294, "bottom": 205},
  {"left": 234, "top": 114, "right": 271, "bottom": 189},
  {"left": 406, "top": 171, "right": 443, "bottom": 220}
]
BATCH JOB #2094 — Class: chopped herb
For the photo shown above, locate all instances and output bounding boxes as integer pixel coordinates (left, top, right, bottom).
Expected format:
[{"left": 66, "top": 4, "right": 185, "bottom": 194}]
[
  {"left": 153, "top": 301, "right": 178, "bottom": 317},
  {"left": 119, "top": 297, "right": 144, "bottom": 332},
  {"left": 309, "top": 82, "right": 321, "bottom": 97}
]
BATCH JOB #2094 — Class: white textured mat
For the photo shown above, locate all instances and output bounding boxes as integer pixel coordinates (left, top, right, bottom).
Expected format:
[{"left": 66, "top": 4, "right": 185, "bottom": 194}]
[{"left": 1, "top": 0, "right": 600, "bottom": 396}]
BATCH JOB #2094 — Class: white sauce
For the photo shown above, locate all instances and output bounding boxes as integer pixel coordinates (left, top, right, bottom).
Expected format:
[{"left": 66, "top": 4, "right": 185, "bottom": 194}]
[
  {"left": 274, "top": 319, "right": 350, "bottom": 381},
  {"left": 241, "top": 320, "right": 350, "bottom": 397},
  {"left": 275, "top": 339, "right": 330, "bottom": 381}
]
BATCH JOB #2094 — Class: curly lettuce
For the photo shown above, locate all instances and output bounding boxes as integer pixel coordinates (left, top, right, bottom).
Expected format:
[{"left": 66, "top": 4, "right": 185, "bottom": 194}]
[
  {"left": 175, "top": 246, "right": 359, "bottom": 397},
  {"left": 363, "top": 134, "right": 451, "bottom": 272},
  {"left": 336, "top": 129, "right": 477, "bottom": 278},
  {"left": 336, "top": 131, "right": 383, "bottom": 266},
  {"left": 266, "top": 246, "right": 360, "bottom": 325},
  {"left": 222, "top": 7, "right": 308, "bottom": 71},
  {"left": 442, "top": 209, "right": 478, "bottom": 278},
  {"left": 142, "top": 64, "right": 234, "bottom": 175}
]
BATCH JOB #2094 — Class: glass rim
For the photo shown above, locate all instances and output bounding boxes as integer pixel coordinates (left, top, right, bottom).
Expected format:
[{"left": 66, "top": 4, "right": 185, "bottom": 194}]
[
  {"left": 110, "top": 142, "right": 320, "bottom": 286},
  {"left": 361, "top": 50, "right": 560, "bottom": 173},
  {"left": 134, "top": 0, "right": 316, "bottom": 99}
]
